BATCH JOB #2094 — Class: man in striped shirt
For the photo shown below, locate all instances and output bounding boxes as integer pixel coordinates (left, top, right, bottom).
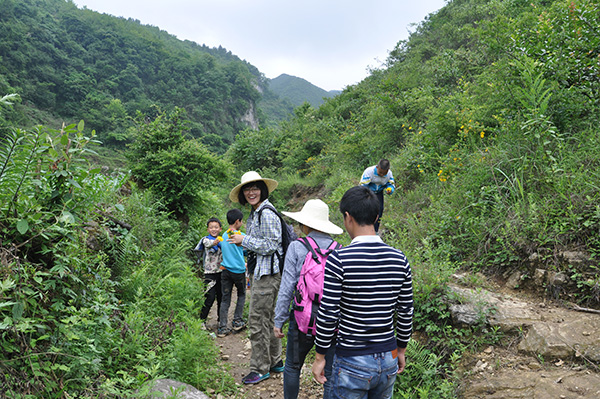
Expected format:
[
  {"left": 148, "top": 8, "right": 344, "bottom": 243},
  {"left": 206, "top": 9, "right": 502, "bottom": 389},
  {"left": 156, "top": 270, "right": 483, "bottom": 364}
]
[{"left": 312, "top": 186, "right": 413, "bottom": 399}]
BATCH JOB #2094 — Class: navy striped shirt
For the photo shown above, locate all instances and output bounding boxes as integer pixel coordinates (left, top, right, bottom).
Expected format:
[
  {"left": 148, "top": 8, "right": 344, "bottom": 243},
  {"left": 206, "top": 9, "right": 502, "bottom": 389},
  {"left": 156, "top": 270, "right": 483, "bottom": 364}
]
[{"left": 315, "top": 235, "right": 413, "bottom": 357}]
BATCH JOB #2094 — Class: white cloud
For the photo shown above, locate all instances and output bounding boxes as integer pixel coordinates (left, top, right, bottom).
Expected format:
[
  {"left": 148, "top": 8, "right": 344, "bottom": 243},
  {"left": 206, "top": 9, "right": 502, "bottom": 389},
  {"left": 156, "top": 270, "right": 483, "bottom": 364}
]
[{"left": 74, "top": 0, "right": 446, "bottom": 91}]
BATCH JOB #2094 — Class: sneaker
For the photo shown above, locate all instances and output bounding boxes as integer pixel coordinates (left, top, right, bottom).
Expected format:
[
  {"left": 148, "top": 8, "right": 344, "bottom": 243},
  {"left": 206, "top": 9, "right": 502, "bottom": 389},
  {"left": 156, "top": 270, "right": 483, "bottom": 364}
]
[
  {"left": 232, "top": 319, "right": 246, "bottom": 331},
  {"left": 242, "top": 371, "right": 270, "bottom": 384},
  {"left": 269, "top": 360, "right": 284, "bottom": 373},
  {"left": 217, "top": 327, "right": 231, "bottom": 337}
]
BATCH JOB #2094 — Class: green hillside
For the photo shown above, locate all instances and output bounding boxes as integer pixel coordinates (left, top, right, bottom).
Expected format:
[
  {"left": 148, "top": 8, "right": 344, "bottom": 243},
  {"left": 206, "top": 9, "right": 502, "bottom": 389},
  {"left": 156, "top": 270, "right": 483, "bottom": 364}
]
[
  {"left": 268, "top": 73, "right": 339, "bottom": 108},
  {"left": 0, "top": 0, "right": 292, "bottom": 153},
  {"left": 2, "top": 0, "right": 599, "bottom": 397}
]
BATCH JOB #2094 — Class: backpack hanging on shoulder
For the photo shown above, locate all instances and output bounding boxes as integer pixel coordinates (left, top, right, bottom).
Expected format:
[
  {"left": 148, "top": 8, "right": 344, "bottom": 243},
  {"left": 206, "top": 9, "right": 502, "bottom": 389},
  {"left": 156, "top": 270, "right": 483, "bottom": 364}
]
[
  {"left": 255, "top": 204, "right": 298, "bottom": 274},
  {"left": 293, "top": 236, "right": 341, "bottom": 336}
]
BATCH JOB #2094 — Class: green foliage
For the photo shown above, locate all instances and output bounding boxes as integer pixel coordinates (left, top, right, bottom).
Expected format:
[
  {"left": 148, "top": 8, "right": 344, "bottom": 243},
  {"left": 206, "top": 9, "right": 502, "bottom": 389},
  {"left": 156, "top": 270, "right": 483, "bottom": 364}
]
[
  {"left": 0, "top": 118, "right": 232, "bottom": 397},
  {"left": 394, "top": 340, "right": 456, "bottom": 399},
  {"left": 127, "top": 108, "right": 229, "bottom": 221},
  {"left": 225, "top": 126, "right": 283, "bottom": 172},
  {"left": 0, "top": 0, "right": 290, "bottom": 152},
  {"left": 268, "top": 74, "right": 338, "bottom": 108},
  {"left": 245, "top": 0, "right": 600, "bottom": 309}
]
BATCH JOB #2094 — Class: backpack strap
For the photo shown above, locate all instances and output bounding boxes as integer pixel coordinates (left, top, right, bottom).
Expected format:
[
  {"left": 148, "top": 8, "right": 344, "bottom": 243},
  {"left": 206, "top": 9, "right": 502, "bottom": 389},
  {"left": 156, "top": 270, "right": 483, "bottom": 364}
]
[
  {"left": 299, "top": 236, "right": 322, "bottom": 264},
  {"left": 255, "top": 204, "right": 285, "bottom": 275},
  {"left": 299, "top": 236, "right": 340, "bottom": 262},
  {"left": 324, "top": 240, "right": 341, "bottom": 256},
  {"left": 256, "top": 203, "right": 279, "bottom": 224}
]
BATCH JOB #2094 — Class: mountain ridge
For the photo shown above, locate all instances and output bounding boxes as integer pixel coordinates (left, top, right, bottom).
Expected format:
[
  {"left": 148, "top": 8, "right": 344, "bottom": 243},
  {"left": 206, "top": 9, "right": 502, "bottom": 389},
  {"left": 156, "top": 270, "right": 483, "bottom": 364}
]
[{"left": 268, "top": 73, "right": 341, "bottom": 108}]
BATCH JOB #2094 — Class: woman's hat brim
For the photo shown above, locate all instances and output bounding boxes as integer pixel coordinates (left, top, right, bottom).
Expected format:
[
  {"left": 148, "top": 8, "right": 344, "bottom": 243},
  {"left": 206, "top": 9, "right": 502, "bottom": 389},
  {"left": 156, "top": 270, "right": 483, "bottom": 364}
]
[{"left": 229, "top": 171, "right": 278, "bottom": 202}]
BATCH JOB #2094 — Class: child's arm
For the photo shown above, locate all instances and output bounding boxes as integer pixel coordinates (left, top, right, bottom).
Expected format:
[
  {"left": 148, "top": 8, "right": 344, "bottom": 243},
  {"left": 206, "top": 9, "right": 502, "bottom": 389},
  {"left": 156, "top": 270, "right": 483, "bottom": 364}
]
[{"left": 202, "top": 236, "right": 222, "bottom": 248}]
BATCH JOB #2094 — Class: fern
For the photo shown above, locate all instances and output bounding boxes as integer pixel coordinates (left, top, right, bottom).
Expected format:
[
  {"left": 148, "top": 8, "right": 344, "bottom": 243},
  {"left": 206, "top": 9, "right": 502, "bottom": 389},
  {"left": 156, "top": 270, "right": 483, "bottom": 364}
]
[
  {"left": 0, "top": 129, "right": 23, "bottom": 186},
  {"left": 0, "top": 93, "right": 20, "bottom": 109},
  {"left": 3, "top": 127, "right": 45, "bottom": 218},
  {"left": 394, "top": 339, "right": 455, "bottom": 398}
]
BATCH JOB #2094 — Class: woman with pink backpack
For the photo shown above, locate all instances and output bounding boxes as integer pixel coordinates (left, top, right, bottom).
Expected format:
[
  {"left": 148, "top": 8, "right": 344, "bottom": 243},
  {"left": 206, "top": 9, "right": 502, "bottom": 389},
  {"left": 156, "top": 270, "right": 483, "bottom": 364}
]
[{"left": 274, "top": 199, "right": 343, "bottom": 399}]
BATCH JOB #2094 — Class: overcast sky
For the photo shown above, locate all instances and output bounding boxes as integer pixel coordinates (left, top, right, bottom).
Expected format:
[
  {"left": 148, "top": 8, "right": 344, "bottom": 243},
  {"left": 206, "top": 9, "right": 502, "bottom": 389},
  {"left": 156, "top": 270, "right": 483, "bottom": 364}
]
[{"left": 72, "top": 0, "right": 446, "bottom": 92}]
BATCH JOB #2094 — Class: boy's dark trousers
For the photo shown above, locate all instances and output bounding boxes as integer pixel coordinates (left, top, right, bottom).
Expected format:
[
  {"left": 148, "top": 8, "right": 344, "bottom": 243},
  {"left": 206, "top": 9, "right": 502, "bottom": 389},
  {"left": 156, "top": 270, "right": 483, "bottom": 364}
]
[
  {"left": 219, "top": 269, "right": 246, "bottom": 328},
  {"left": 375, "top": 190, "right": 384, "bottom": 232},
  {"left": 200, "top": 273, "right": 222, "bottom": 321}
]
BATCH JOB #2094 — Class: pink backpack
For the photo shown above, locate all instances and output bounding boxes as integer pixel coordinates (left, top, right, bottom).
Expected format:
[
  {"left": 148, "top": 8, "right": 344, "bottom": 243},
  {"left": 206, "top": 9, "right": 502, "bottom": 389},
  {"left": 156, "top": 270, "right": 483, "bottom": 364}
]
[{"left": 293, "top": 236, "right": 341, "bottom": 336}]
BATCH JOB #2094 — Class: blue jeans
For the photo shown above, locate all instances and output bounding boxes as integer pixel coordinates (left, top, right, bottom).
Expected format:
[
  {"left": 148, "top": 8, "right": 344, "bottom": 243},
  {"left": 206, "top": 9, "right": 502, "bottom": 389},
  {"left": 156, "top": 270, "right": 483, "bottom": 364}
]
[
  {"left": 284, "top": 315, "right": 335, "bottom": 399},
  {"left": 219, "top": 269, "right": 246, "bottom": 328},
  {"left": 331, "top": 351, "right": 398, "bottom": 399}
]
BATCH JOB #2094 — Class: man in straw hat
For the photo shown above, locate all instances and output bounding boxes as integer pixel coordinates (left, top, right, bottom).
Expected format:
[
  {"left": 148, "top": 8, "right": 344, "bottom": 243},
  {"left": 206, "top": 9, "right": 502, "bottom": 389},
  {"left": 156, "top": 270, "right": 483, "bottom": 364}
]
[
  {"left": 274, "top": 199, "right": 343, "bottom": 399},
  {"left": 312, "top": 186, "right": 413, "bottom": 399},
  {"left": 228, "top": 171, "right": 284, "bottom": 384}
]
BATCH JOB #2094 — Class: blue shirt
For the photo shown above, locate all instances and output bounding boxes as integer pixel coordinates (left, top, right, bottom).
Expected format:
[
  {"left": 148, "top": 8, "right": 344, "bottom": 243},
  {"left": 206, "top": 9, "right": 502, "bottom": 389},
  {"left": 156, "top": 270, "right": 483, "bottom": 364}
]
[
  {"left": 360, "top": 166, "right": 395, "bottom": 194},
  {"left": 221, "top": 230, "right": 246, "bottom": 274}
]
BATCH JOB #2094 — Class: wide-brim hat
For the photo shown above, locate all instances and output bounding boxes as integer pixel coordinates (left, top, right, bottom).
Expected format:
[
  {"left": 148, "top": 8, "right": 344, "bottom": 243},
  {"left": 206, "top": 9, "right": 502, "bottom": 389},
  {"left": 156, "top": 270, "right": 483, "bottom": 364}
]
[
  {"left": 282, "top": 199, "right": 343, "bottom": 235},
  {"left": 229, "top": 171, "right": 278, "bottom": 202}
]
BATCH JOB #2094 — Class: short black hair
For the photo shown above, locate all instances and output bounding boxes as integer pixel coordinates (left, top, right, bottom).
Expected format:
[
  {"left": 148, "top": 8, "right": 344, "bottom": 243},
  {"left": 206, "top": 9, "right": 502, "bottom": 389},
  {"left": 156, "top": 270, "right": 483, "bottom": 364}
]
[
  {"left": 226, "top": 208, "right": 244, "bottom": 225},
  {"left": 377, "top": 159, "right": 390, "bottom": 171},
  {"left": 238, "top": 180, "right": 269, "bottom": 205},
  {"left": 207, "top": 217, "right": 222, "bottom": 227},
  {"left": 339, "top": 186, "right": 379, "bottom": 226}
]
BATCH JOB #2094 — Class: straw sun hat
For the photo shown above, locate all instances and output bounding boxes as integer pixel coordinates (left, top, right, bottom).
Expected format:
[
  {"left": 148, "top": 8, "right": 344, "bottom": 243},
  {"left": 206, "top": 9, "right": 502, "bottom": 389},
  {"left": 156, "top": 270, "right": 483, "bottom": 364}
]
[
  {"left": 229, "top": 171, "right": 278, "bottom": 202},
  {"left": 282, "top": 199, "right": 343, "bottom": 235}
]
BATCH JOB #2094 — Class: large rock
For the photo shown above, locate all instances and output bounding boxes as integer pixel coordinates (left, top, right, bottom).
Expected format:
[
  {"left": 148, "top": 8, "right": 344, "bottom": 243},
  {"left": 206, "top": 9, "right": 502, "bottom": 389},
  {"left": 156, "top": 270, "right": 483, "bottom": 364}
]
[
  {"left": 518, "top": 313, "right": 600, "bottom": 361},
  {"left": 446, "top": 285, "right": 542, "bottom": 331},
  {"left": 462, "top": 369, "right": 600, "bottom": 398},
  {"left": 147, "top": 379, "right": 210, "bottom": 399},
  {"left": 446, "top": 285, "right": 600, "bottom": 360}
]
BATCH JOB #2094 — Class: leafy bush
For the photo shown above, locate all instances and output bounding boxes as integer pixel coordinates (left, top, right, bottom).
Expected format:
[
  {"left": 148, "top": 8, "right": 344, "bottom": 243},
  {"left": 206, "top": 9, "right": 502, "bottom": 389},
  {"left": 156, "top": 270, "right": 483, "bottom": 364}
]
[
  {"left": 0, "top": 119, "right": 232, "bottom": 397},
  {"left": 127, "top": 107, "right": 229, "bottom": 222}
]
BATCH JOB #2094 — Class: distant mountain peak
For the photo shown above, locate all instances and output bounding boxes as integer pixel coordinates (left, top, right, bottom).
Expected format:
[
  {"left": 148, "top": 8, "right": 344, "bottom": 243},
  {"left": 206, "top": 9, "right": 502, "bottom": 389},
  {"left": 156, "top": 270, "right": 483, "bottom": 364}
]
[{"left": 268, "top": 74, "right": 339, "bottom": 108}]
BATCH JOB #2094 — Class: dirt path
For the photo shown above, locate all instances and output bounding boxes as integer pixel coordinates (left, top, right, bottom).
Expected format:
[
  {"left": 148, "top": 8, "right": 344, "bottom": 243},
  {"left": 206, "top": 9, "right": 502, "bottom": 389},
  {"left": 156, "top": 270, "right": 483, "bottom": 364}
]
[{"left": 206, "top": 289, "right": 322, "bottom": 399}]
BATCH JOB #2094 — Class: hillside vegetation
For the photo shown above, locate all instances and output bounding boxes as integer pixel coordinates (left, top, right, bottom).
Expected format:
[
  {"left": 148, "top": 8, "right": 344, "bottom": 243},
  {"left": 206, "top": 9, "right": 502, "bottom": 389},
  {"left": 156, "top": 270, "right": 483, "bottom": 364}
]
[
  {"left": 0, "top": 0, "right": 293, "bottom": 153},
  {"left": 1, "top": 0, "right": 599, "bottom": 398},
  {"left": 268, "top": 73, "right": 339, "bottom": 108},
  {"left": 235, "top": 0, "right": 600, "bottom": 303}
]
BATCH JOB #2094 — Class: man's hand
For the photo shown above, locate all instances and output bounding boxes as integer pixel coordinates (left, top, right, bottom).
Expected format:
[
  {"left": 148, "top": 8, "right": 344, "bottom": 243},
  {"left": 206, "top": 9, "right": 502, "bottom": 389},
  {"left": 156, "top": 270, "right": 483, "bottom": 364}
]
[
  {"left": 273, "top": 327, "right": 284, "bottom": 339},
  {"left": 397, "top": 347, "right": 407, "bottom": 374},
  {"left": 228, "top": 233, "right": 243, "bottom": 246},
  {"left": 312, "top": 353, "right": 327, "bottom": 384}
]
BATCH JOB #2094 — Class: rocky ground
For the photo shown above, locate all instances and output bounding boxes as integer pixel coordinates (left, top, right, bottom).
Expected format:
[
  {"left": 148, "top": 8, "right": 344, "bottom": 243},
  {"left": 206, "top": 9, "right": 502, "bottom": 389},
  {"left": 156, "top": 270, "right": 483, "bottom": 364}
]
[{"left": 448, "top": 273, "right": 600, "bottom": 398}]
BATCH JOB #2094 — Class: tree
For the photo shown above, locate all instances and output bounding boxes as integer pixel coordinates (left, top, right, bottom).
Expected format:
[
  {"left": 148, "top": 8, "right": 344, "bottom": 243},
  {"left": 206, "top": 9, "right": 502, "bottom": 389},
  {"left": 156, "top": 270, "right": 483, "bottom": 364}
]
[{"left": 127, "top": 107, "right": 228, "bottom": 221}]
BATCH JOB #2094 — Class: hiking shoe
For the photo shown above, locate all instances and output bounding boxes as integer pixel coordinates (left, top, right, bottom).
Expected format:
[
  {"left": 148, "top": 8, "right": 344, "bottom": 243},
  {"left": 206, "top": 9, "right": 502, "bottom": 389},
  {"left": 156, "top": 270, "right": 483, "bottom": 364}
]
[
  {"left": 269, "top": 360, "right": 284, "bottom": 373},
  {"left": 242, "top": 371, "right": 270, "bottom": 384},
  {"left": 232, "top": 319, "right": 246, "bottom": 331},
  {"left": 216, "top": 327, "right": 231, "bottom": 337}
]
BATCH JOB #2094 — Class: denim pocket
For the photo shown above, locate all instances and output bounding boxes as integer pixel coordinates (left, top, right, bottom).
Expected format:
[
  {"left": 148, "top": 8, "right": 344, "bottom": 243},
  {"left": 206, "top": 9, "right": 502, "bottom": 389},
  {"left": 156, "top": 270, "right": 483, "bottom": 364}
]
[
  {"left": 335, "top": 365, "right": 371, "bottom": 399},
  {"left": 381, "top": 368, "right": 398, "bottom": 396}
]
